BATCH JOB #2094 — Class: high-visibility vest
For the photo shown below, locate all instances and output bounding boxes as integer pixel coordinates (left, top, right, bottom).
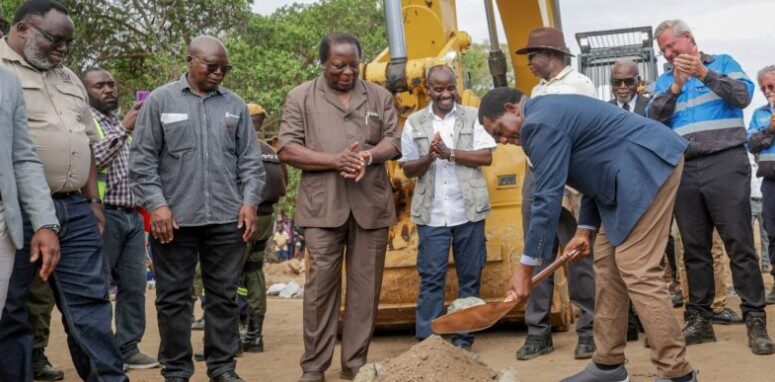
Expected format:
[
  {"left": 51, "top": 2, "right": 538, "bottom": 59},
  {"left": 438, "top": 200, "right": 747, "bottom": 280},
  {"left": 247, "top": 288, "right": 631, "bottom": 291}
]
[{"left": 92, "top": 116, "right": 109, "bottom": 199}]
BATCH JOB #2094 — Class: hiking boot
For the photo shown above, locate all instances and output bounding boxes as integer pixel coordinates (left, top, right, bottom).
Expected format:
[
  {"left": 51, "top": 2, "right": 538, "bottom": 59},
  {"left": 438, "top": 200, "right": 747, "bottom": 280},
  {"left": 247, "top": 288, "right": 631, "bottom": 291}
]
[
  {"left": 560, "top": 362, "right": 629, "bottom": 382},
  {"left": 32, "top": 348, "right": 64, "bottom": 381},
  {"left": 683, "top": 310, "right": 716, "bottom": 345},
  {"left": 574, "top": 336, "right": 596, "bottom": 359},
  {"left": 210, "top": 370, "right": 245, "bottom": 382},
  {"left": 710, "top": 308, "right": 743, "bottom": 325},
  {"left": 654, "top": 370, "right": 698, "bottom": 382},
  {"left": 671, "top": 291, "right": 684, "bottom": 308},
  {"left": 766, "top": 286, "right": 775, "bottom": 305},
  {"left": 191, "top": 317, "right": 205, "bottom": 330},
  {"left": 242, "top": 313, "right": 264, "bottom": 353},
  {"left": 745, "top": 312, "right": 775, "bottom": 355},
  {"left": 124, "top": 351, "right": 160, "bottom": 370},
  {"left": 516, "top": 333, "right": 553, "bottom": 360},
  {"left": 194, "top": 350, "right": 205, "bottom": 362}
]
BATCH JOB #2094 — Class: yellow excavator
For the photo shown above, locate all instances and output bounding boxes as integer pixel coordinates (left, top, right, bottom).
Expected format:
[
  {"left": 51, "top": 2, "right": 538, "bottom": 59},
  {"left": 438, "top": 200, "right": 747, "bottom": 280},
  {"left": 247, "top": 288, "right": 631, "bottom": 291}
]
[{"left": 344, "top": 0, "right": 574, "bottom": 330}]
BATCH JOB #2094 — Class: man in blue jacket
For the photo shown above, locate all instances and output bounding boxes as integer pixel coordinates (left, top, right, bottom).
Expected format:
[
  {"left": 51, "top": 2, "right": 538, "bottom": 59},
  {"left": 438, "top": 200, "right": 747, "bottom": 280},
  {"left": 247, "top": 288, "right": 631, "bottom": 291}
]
[
  {"left": 748, "top": 64, "right": 775, "bottom": 303},
  {"left": 479, "top": 88, "right": 696, "bottom": 382},
  {"left": 648, "top": 19, "right": 774, "bottom": 355}
]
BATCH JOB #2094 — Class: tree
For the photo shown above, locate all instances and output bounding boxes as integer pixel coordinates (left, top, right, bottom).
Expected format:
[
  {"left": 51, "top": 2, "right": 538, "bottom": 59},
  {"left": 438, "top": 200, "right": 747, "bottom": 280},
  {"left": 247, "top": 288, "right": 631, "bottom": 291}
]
[{"left": 460, "top": 42, "right": 515, "bottom": 98}]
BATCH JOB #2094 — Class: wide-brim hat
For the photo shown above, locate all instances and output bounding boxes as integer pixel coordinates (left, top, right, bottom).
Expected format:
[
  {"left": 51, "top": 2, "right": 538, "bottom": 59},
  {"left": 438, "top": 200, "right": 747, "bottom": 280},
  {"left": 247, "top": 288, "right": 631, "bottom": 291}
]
[{"left": 516, "top": 27, "right": 574, "bottom": 57}]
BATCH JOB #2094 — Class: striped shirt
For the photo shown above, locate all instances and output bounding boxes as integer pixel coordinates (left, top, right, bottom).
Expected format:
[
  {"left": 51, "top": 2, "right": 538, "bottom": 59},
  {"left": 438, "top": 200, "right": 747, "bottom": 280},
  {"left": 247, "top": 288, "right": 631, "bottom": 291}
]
[
  {"left": 648, "top": 53, "right": 754, "bottom": 158},
  {"left": 91, "top": 108, "right": 135, "bottom": 208}
]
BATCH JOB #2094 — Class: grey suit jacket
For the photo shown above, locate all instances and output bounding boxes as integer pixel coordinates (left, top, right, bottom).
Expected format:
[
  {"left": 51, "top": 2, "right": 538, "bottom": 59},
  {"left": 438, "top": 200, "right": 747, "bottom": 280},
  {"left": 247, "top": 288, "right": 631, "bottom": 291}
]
[
  {"left": 609, "top": 94, "right": 649, "bottom": 116},
  {"left": 0, "top": 67, "right": 58, "bottom": 249}
]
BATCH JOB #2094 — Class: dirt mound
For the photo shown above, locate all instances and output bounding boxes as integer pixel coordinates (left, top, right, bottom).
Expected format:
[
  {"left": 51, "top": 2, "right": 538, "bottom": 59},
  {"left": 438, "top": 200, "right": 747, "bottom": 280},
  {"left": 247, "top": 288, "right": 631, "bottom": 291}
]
[
  {"left": 264, "top": 259, "right": 306, "bottom": 286},
  {"left": 375, "top": 335, "right": 498, "bottom": 382}
]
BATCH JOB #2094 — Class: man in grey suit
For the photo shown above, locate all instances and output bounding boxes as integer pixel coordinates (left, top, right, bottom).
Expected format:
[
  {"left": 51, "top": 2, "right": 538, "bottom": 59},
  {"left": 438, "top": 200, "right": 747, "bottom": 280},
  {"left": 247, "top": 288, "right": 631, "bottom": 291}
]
[{"left": 0, "top": 65, "right": 61, "bottom": 319}]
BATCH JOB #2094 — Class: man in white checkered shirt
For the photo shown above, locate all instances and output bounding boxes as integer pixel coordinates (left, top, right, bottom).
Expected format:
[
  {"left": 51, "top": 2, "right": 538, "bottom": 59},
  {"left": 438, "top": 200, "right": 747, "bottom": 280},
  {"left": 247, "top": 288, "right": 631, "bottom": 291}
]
[{"left": 83, "top": 67, "right": 160, "bottom": 370}]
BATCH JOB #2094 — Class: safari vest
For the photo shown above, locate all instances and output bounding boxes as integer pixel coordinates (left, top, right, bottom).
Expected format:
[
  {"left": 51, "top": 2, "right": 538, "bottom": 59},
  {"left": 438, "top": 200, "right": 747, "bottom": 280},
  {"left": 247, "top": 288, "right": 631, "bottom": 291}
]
[{"left": 407, "top": 105, "right": 491, "bottom": 225}]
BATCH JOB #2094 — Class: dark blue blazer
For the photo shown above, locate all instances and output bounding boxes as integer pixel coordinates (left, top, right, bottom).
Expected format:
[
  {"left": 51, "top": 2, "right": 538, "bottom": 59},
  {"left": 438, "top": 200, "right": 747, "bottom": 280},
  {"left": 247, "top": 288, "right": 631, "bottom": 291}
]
[{"left": 521, "top": 94, "right": 687, "bottom": 261}]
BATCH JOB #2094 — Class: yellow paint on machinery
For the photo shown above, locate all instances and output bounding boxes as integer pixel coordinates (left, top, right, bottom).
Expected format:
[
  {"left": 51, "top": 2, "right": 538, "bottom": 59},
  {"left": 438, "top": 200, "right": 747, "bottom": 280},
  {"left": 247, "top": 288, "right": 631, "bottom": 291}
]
[{"left": 345, "top": 0, "right": 572, "bottom": 330}]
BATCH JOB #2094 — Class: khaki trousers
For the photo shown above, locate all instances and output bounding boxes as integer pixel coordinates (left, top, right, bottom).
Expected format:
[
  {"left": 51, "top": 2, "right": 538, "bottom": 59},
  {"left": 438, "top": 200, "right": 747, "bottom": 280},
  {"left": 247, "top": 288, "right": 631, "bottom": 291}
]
[
  {"left": 301, "top": 215, "right": 388, "bottom": 372},
  {"left": 593, "top": 159, "right": 693, "bottom": 378},
  {"left": 675, "top": 226, "right": 729, "bottom": 313}
]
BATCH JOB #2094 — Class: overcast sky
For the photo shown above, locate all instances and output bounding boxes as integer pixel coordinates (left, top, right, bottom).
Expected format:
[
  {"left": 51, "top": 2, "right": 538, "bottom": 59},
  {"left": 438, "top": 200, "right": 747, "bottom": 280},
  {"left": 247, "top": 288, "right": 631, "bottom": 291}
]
[{"left": 254, "top": 0, "right": 775, "bottom": 120}]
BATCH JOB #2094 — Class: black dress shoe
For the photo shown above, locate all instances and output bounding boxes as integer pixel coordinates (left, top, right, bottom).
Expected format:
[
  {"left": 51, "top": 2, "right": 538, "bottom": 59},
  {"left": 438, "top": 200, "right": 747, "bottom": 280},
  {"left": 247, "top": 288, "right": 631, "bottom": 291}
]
[
  {"left": 683, "top": 310, "right": 716, "bottom": 345},
  {"left": 711, "top": 308, "right": 744, "bottom": 325},
  {"left": 745, "top": 313, "right": 775, "bottom": 355},
  {"left": 574, "top": 336, "right": 596, "bottom": 359},
  {"left": 671, "top": 291, "right": 684, "bottom": 308},
  {"left": 32, "top": 349, "right": 64, "bottom": 381},
  {"left": 516, "top": 333, "right": 553, "bottom": 360},
  {"left": 210, "top": 370, "right": 245, "bottom": 382}
]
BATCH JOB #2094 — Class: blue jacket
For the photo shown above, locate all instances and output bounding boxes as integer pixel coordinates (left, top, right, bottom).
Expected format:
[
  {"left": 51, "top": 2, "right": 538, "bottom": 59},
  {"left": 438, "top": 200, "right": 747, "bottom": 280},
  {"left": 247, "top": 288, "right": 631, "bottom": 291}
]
[
  {"left": 648, "top": 54, "right": 753, "bottom": 158},
  {"left": 748, "top": 104, "right": 775, "bottom": 179},
  {"left": 522, "top": 95, "right": 687, "bottom": 261}
]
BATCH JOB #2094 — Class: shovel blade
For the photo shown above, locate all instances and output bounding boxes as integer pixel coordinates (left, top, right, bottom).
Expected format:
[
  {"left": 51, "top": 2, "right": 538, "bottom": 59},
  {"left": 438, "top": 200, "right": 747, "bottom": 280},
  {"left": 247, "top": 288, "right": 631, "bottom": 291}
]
[{"left": 430, "top": 300, "right": 520, "bottom": 334}]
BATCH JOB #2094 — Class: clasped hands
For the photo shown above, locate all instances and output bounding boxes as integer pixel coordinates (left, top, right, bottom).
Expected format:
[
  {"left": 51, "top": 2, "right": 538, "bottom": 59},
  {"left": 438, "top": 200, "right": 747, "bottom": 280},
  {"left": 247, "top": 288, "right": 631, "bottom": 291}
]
[
  {"left": 671, "top": 46, "right": 709, "bottom": 93},
  {"left": 333, "top": 141, "right": 371, "bottom": 182},
  {"left": 426, "top": 132, "right": 452, "bottom": 162}
]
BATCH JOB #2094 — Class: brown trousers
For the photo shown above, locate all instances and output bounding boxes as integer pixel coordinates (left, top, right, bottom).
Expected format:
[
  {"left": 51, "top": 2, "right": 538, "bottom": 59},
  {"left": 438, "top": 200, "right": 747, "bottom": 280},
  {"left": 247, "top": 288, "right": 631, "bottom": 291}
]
[
  {"left": 300, "top": 214, "right": 388, "bottom": 373},
  {"left": 593, "top": 159, "right": 693, "bottom": 378}
]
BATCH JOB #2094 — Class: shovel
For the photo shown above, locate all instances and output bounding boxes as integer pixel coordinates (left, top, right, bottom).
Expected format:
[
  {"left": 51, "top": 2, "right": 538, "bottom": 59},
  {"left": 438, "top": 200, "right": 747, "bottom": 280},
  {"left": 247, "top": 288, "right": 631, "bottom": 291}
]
[{"left": 431, "top": 249, "right": 579, "bottom": 334}]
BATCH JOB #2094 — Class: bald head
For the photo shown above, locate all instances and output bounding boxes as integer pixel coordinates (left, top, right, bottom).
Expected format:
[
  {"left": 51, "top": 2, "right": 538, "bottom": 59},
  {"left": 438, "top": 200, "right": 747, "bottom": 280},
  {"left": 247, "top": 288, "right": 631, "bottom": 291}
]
[
  {"left": 186, "top": 35, "right": 230, "bottom": 94},
  {"left": 611, "top": 59, "right": 640, "bottom": 104}
]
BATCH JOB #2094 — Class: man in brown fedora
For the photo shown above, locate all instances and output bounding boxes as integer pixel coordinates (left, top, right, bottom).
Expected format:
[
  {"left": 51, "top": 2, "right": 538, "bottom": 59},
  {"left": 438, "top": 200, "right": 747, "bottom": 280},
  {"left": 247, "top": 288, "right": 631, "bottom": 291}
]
[{"left": 513, "top": 26, "right": 598, "bottom": 362}]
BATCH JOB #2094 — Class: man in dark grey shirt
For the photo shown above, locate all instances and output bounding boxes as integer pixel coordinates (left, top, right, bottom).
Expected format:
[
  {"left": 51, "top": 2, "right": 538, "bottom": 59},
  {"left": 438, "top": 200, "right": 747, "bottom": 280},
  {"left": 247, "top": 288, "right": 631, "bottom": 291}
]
[{"left": 129, "top": 36, "right": 264, "bottom": 382}]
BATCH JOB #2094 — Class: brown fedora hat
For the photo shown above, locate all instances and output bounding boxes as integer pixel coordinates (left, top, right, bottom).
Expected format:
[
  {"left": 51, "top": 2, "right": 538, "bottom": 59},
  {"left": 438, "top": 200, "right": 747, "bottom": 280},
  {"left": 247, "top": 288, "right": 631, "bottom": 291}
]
[{"left": 516, "top": 27, "right": 574, "bottom": 57}]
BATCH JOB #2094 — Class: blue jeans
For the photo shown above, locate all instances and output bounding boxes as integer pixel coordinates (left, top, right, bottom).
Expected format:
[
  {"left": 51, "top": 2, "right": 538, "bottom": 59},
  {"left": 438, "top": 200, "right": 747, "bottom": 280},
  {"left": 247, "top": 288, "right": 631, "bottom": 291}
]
[
  {"left": 415, "top": 220, "right": 486, "bottom": 347},
  {"left": 0, "top": 194, "right": 126, "bottom": 382},
  {"left": 102, "top": 207, "right": 147, "bottom": 359}
]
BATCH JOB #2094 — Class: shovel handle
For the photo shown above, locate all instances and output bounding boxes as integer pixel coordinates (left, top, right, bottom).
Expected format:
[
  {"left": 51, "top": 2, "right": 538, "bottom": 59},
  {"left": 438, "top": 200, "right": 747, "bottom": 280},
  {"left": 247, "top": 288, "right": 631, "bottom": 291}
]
[{"left": 530, "top": 249, "right": 579, "bottom": 286}]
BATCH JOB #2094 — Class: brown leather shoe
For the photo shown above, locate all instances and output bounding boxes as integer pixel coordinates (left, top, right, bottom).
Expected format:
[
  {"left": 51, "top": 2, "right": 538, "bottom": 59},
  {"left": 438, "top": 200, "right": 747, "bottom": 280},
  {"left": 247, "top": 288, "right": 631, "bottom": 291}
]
[{"left": 298, "top": 371, "right": 325, "bottom": 382}]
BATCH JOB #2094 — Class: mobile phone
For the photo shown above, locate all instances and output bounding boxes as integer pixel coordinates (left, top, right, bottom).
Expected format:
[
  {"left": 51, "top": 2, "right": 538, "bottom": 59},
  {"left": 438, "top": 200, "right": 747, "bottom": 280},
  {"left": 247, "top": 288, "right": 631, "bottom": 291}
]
[{"left": 136, "top": 90, "right": 150, "bottom": 102}]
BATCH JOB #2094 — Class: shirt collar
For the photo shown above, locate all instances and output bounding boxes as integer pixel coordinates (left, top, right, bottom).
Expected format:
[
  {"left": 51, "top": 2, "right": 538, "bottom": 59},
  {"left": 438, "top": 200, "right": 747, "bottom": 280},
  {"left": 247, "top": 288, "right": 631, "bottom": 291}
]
[
  {"left": 428, "top": 103, "right": 458, "bottom": 121},
  {"left": 177, "top": 73, "right": 224, "bottom": 96},
  {"left": 90, "top": 106, "right": 119, "bottom": 121},
  {"left": 616, "top": 94, "right": 637, "bottom": 109},
  {"left": 539, "top": 65, "right": 574, "bottom": 85},
  {"left": 0, "top": 37, "right": 57, "bottom": 72}
]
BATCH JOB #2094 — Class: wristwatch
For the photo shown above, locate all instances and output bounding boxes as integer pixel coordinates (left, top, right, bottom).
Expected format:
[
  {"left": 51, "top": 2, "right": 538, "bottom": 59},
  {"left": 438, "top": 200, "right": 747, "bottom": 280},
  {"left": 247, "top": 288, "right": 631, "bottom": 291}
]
[
  {"left": 449, "top": 149, "right": 456, "bottom": 163},
  {"left": 39, "top": 224, "right": 61, "bottom": 235},
  {"left": 85, "top": 197, "right": 103, "bottom": 205}
]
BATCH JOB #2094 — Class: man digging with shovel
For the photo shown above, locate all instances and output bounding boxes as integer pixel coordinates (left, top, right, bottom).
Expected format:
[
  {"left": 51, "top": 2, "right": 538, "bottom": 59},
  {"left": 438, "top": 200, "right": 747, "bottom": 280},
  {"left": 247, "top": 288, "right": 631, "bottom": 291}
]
[{"left": 476, "top": 88, "right": 698, "bottom": 382}]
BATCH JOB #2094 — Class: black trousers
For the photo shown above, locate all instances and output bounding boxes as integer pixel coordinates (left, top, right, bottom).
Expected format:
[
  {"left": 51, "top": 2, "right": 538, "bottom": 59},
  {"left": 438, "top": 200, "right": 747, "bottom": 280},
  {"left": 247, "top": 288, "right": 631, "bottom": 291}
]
[
  {"left": 151, "top": 223, "right": 245, "bottom": 379},
  {"left": 675, "top": 147, "right": 765, "bottom": 317}
]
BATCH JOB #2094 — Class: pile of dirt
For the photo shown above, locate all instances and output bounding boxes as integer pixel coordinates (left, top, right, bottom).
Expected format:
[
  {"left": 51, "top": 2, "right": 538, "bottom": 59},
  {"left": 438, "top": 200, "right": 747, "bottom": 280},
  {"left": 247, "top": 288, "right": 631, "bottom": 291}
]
[
  {"left": 372, "top": 335, "right": 500, "bottom": 382},
  {"left": 264, "top": 258, "right": 306, "bottom": 286}
]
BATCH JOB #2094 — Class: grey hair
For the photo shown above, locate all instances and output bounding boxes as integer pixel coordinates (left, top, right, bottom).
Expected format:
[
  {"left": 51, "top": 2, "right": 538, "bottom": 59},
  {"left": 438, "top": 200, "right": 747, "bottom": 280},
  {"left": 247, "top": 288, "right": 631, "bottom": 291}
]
[
  {"left": 758, "top": 65, "right": 775, "bottom": 83},
  {"left": 655, "top": 19, "right": 695, "bottom": 44}
]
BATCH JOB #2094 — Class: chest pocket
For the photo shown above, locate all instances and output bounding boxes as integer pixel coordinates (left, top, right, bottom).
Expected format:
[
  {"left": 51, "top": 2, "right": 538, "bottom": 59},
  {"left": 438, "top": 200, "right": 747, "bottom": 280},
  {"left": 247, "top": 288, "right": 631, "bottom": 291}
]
[
  {"left": 19, "top": 80, "right": 49, "bottom": 122},
  {"left": 456, "top": 124, "right": 474, "bottom": 150},
  {"left": 221, "top": 113, "right": 240, "bottom": 152},
  {"left": 412, "top": 126, "right": 431, "bottom": 155},
  {"left": 162, "top": 118, "right": 196, "bottom": 156},
  {"left": 55, "top": 82, "right": 89, "bottom": 129},
  {"left": 365, "top": 113, "right": 383, "bottom": 145}
]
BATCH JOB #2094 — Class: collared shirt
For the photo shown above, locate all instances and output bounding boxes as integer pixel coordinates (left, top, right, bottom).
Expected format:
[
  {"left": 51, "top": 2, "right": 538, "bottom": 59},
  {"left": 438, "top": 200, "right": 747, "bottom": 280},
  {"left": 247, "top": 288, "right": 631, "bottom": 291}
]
[
  {"left": 91, "top": 108, "right": 135, "bottom": 208},
  {"left": 531, "top": 66, "right": 597, "bottom": 98},
  {"left": 0, "top": 38, "right": 97, "bottom": 193},
  {"left": 399, "top": 104, "right": 497, "bottom": 227},
  {"left": 129, "top": 74, "right": 265, "bottom": 227}
]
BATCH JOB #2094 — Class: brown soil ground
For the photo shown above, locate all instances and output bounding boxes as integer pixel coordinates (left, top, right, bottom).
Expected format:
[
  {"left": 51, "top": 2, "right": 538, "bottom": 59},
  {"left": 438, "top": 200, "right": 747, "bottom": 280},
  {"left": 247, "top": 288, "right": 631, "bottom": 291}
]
[{"left": 47, "top": 285, "right": 775, "bottom": 382}]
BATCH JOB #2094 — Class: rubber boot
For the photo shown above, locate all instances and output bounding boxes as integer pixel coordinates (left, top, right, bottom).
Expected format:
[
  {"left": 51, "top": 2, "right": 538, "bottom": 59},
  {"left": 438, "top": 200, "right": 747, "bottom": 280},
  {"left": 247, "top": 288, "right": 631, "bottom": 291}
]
[{"left": 242, "top": 313, "right": 264, "bottom": 352}]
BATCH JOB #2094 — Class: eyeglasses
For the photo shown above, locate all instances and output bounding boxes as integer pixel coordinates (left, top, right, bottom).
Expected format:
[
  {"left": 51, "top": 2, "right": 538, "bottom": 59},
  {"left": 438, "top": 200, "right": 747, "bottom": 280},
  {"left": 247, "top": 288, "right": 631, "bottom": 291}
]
[
  {"left": 761, "top": 84, "right": 775, "bottom": 93},
  {"left": 526, "top": 50, "right": 547, "bottom": 60},
  {"left": 191, "top": 55, "right": 232, "bottom": 75},
  {"left": 27, "top": 23, "right": 74, "bottom": 48},
  {"left": 611, "top": 78, "right": 638, "bottom": 87}
]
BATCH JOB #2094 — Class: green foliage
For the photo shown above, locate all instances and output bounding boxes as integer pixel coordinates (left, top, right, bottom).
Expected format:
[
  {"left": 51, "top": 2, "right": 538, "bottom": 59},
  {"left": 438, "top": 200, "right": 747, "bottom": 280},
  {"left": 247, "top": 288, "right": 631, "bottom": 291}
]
[{"left": 461, "top": 42, "right": 515, "bottom": 98}]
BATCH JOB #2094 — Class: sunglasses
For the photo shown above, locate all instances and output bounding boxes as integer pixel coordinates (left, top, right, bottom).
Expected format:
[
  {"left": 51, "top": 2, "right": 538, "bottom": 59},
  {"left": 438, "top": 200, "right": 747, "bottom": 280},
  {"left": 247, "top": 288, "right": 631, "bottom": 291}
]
[
  {"left": 526, "top": 50, "right": 547, "bottom": 60},
  {"left": 611, "top": 78, "right": 638, "bottom": 87},
  {"left": 191, "top": 55, "right": 232, "bottom": 75},
  {"left": 28, "top": 23, "right": 74, "bottom": 48},
  {"left": 761, "top": 84, "right": 775, "bottom": 93}
]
